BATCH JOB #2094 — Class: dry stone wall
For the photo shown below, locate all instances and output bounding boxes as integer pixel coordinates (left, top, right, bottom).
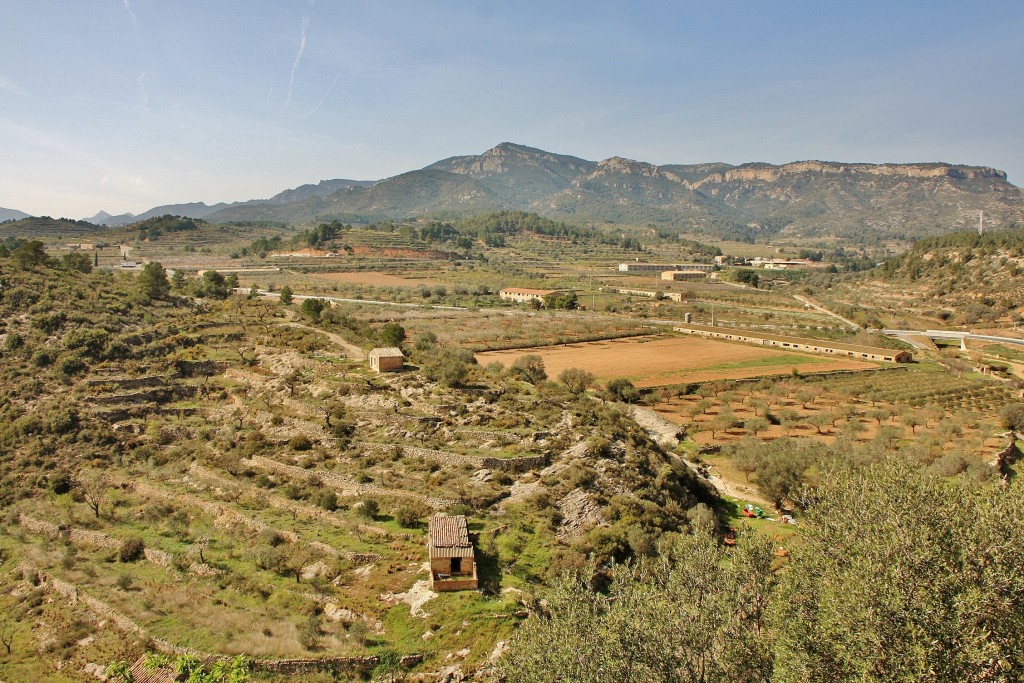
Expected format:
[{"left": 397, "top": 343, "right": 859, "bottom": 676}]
[
  {"left": 358, "top": 442, "right": 548, "bottom": 474},
  {"left": 33, "top": 568, "right": 413, "bottom": 673},
  {"left": 17, "top": 513, "right": 173, "bottom": 567},
  {"left": 244, "top": 455, "right": 457, "bottom": 509}
]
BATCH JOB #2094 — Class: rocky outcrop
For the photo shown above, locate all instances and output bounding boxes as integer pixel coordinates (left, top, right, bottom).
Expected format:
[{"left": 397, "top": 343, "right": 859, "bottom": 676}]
[{"left": 691, "top": 160, "right": 1007, "bottom": 188}]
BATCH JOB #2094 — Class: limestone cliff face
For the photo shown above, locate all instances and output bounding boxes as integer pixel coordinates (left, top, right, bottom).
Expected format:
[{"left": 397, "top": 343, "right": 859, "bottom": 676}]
[
  {"left": 693, "top": 161, "right": 1007, "bottom": 187},
  {"left": 589, "top": 156, "right": 663, "bottom": 178}
]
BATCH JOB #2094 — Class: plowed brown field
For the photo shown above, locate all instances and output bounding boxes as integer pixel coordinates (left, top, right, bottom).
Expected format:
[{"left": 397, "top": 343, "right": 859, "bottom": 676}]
[
  {"left": 313, "top": 271, "right": 439, "bottom": 287},
  {"left": 476, "top": 335, "right": 876, "bottom": 387}
]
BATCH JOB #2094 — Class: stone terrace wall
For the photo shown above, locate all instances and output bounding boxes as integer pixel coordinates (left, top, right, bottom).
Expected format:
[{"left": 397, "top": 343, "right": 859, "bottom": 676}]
[
  {"left": 18, "top": 513, "right": 173, "bottom": 567},
  {"left": 245, "top": 455, "right": 457, "bottom": 509},
  {"left": 29, "top": 566, "right": 420, "bottom": 673},
  {"left": 481, "top": 454, "right": 548, "bottom": 473},
  {"left": 359, "top": 442, "right": 549, "bottom": 474}
]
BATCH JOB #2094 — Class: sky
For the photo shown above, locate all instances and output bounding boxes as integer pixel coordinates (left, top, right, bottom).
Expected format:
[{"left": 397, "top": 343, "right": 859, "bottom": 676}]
[{"left": 1, "top": 1, "right": 1022, "bottom": 218}]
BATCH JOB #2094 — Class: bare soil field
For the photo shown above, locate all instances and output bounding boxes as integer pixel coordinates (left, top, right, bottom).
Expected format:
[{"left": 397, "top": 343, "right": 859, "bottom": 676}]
[
  {"left": 312, "top": 271, "right": 440, "bottom": 287},
  {"left": 476, "top": 335, "right": 876, "bottom": 386}
]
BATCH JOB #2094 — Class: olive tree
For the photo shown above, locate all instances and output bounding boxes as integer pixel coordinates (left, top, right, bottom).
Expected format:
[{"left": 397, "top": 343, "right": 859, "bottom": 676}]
[
  {"left": 773, "top": 460, "right": 1024, "bottom": 683},
  {"left": 558, "top": 367, "right": 596, "bottom": 396},
  {"left": 501, "top": 525, "right": 776, "bottom": 683}
]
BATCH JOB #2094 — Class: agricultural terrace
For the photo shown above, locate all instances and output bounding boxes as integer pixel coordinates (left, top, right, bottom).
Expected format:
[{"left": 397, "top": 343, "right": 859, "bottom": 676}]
[
  {"left": 649, "top": 363, "right": 1019, "bottom": 501},
  {"left": 476, "top": 335, "right": 876, "bottom": 387},
  {"left": 303, "top": 304, "right": 648, "bottom": 352}
]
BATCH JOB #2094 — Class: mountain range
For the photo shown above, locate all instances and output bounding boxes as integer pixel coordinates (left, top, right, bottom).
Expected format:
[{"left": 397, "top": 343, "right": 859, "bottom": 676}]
[
  {"left": 8, "top": 143, "right": 1023, "bottom": 242},
  {"left": 81, "top": 179, "right": 375, "bottom": 226},
  {"left": 204, "top": 143, "right": 1024, "bottom": 242}
]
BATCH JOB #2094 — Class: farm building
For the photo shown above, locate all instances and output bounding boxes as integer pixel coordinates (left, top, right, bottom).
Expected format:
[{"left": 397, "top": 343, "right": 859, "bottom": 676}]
[
  {"left": 615, "top": 288, "right": 684, "bottom": 302},
  {"left": 368, "top": 347, "right": 404, "bottom": 372},
  {"left": 674, "top": 324, "right": 913, "bottom": 363},
  {"left": 427, "top": 514, "right": 478, "bottom": 591},
  {"left": 499, "top": 287, "right": 566, "bottom": 304},
  {"left": 618, "top": 262, "right": 716, "bottom": 273},
  {"left": 661, "top": 270, "right": 707, "bottom": 281}
]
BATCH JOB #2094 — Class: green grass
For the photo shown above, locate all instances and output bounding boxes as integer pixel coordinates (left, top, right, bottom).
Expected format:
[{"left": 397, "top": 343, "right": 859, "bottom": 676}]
[{"left": 703, "top": 353, "right": 829, "bottom": 372}]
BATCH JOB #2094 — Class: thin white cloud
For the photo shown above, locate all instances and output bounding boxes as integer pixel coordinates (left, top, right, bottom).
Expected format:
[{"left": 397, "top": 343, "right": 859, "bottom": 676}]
[
  {"left": 300, "top": 72, "right": 341, "bottom": 119},
  {"left": 121, "top": 0, "right": 138, "bottom": 29},
  {"left": 137, "top": 72, "right": 149, "bottom": 114},
  {"left": 283, "top": 14, "right": 311, "bottom": 110}
]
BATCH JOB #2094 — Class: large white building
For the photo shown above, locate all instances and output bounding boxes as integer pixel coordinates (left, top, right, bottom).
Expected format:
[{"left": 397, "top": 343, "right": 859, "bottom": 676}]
[
  {"left": 618, "top": 262, "right": 716, "bottom": 273},
  {"left": 499, "top": 287, "right": 566, "bottom": 304}
]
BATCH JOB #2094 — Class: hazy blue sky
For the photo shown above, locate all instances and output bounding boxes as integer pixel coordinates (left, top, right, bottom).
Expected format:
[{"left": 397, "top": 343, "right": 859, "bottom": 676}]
[{"left": 2, "top": 1, "right": 1022, "bottom": 217}]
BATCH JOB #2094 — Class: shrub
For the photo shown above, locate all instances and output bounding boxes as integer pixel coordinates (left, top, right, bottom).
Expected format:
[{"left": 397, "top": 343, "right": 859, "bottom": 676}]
[
  {"left": 4, "top": 333, "right": 23, "bottom": 352},
  {"left": 395, "top": 502, "right": 429, "bottom": 528},
  {"left": 288, "top": 434, "right": 313, "bottom": 451},
  {"left": 297, "top": 614, "right": 321, "bottom": 650},
  {"left": 56, "top": 355, "right": 87, "bottom": 376},
  {"left": 315, "top": 490, "right": 338, "bottom": 512},
  {"left": 511, "top": 354, "right": 547, "bottom": 384},
  {"left": 31, "top": 349, "right": 54, "bottom": 367},
  {"left": 355, "top": 499, "right": 378, "bottom": 520},
  {"left": 119, "top": 537, "right": 146, "bottom": 562},
  {"left": 50, "top": 472, "right": 72, "bottom": 494},
  {"left": 606, "top": 378, "right": 640, "bottom": 403}
]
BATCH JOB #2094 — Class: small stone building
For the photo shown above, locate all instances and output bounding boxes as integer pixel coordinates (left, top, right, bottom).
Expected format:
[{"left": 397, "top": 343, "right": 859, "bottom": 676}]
[
  {"left": 427, "top": 514, "right": 478, "bottom": 591},
  {"left": 368, "top": 347, "right": 404, "bottom": 372}
]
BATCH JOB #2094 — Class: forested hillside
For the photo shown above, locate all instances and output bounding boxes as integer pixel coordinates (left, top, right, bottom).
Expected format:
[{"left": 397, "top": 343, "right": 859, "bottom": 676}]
[{"left": 870, "top": 228, "right": 1024, "bottom": 325}]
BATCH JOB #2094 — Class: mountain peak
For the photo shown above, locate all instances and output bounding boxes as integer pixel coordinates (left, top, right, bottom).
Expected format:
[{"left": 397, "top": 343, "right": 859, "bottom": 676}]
[
  {"left": 594, "top": 156, "right": 662, "bottom": 177},
  {"left": 480, "top": 142, "right": 551, "bottom": 159}
]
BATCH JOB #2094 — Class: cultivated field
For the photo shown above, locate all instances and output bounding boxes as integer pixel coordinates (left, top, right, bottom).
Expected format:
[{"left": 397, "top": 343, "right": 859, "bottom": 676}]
[
  {"left": 311, "top": 271, "right": 441, "bottom": 287},
  {"left": 476, "top": 335, "right": 876, "bottom": 386}
]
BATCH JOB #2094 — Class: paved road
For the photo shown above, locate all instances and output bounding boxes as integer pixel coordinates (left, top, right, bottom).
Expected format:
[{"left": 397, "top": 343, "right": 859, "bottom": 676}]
[{"left": 882, "top": 329, "right": 1024, "bottom": 348}]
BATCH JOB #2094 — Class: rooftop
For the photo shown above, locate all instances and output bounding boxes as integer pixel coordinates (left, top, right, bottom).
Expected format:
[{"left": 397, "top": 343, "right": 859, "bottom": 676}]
[
  {"left": 675, "top": 323, "right": 911, "bottom": 357},
  {"left": 428, "top": 514, "right": 475, "bottom": 559},
  {"left": 500, "top": 287, "right": 561, "bottom": 296},
  {"left": 368, "top": 347, "right": 404, "bottom": 358}
]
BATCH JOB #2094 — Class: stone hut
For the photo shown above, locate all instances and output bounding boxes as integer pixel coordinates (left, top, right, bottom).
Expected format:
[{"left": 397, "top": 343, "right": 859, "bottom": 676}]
[
  {"left": 368, "top": 347, "right": 404, "bottom": 373},
  {"left": 427, "top": 514, "right": 478, "bottom": 591}
]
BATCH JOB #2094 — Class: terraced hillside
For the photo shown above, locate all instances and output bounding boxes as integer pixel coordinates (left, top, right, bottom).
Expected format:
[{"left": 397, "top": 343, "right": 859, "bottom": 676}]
[{"left": 0, "top": 255, "right": 712, "bottom": 681}]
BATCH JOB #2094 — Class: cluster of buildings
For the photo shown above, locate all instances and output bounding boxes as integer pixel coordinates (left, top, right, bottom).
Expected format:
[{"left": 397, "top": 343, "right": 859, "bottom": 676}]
[{"left": 745, "top": 257, "right": 816, "bottom": 270}]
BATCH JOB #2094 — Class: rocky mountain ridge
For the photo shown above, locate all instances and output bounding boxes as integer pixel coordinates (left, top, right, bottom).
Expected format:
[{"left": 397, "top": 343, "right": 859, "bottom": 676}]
[{"left": 206, "top": 142, "right": 1024, "bottom": 243}]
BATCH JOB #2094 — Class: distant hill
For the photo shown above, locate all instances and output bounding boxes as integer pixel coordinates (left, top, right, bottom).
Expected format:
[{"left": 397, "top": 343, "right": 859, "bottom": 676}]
[
  {"left": 205, "top": 143, "right": 1024, "bottom": 243},
  {"left": 0, "top": 216, "right": 104, "bottom": 239},
  {"left": 85, "top": 180, "right": 376, "bottom": 227},
  {"left": 268, "top": 178, "right": 376, "bottom": 204},
  {"left": 85, "top": 202, "right": 232, "bottom": 226},
  {"left": 0, "top": 207, "right": 31, "bottom": 222},
  {"left": 869, "top": 228, "right": 1024, "bottom": 325}
]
